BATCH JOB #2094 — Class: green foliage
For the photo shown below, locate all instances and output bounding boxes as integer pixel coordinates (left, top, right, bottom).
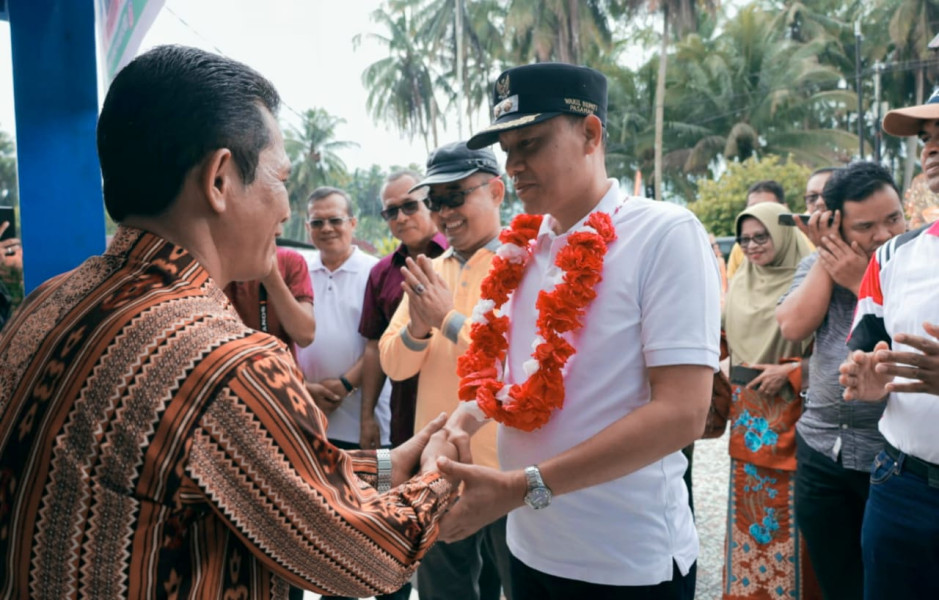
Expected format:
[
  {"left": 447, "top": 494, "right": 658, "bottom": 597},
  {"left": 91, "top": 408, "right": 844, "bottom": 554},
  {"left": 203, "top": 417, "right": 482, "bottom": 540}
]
[
  {"left": 0, "top": 128, "right": 18, "bottom": 207},
  {"left": 691, "top": 155, "right": 812, "bottom": 236}
]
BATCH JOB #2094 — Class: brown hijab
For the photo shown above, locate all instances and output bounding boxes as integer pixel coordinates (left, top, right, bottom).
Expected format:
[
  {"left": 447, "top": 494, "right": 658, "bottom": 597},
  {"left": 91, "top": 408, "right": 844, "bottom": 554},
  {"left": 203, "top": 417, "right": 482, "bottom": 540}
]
[{"left": 724, "top": 202, "right": 813, "bottom": 367}]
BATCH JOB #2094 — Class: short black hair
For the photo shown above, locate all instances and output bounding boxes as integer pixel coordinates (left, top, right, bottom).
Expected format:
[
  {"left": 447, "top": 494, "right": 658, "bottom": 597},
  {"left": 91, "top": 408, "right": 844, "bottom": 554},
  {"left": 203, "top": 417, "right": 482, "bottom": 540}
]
[
  {"left": 308, "top": 186, "right": 353, "bottom": 216},
  {"left": 822, "top": 161, "right": 898, "bottom": 213},
  {"left": 810, "top": 167, "right": 839, "bottom": 179},
  {"left": 746, "top": 180, "right": 785, "bottom": 204},
  {"left": 97, "top": 45, "right": 280, "bottom": 221}
]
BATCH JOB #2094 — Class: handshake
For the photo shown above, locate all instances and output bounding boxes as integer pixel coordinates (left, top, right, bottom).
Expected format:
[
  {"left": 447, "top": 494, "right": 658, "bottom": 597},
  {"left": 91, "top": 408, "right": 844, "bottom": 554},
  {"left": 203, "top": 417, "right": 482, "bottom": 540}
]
[{"left": 387, "top": 412, "right": 474, "bottom": 489}]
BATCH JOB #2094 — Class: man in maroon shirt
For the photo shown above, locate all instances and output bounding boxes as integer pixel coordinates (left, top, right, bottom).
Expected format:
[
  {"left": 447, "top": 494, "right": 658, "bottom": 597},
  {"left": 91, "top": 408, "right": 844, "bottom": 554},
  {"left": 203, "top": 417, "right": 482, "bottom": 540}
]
[
  {"left": 359, "top": 170, "right": 448, "bottom": 449},
  {"left": 224, "top": 246, "right": 316, "bottom": 363}
]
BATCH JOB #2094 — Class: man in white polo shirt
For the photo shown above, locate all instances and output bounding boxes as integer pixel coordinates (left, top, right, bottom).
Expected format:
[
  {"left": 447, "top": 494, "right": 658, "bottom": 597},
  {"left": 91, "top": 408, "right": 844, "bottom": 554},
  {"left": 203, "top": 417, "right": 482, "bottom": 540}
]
[
  {"left": 296, "top": 186, "right": 392, "bottom": 451},
  {"left": 839, "top": 92, "right": 939, "bottom": 600},
  {"left": 437, "top": 63, "right": 720, "bottom": 599}
]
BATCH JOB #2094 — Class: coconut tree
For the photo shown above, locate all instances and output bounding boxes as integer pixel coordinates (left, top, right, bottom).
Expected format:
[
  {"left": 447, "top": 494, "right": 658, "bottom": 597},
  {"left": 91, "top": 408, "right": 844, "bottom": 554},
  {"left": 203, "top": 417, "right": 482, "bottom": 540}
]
[
  {"left": 283, "top": 108, "right": 357, "bottom": 240},
  {"left": 610, "top": 0, "right": 717, "bottom": 201},
  {"left": 356, "top": 6, "right": 442, "bottom": 150},
  {"left": 661, "top": 4, "right": 857, "bottom": 182},
  {"left": 414, "top": 0, "right": 505, "bottom": 136},
  {"left": 503, "top": 0, "right": 615, "bottom": 64}
]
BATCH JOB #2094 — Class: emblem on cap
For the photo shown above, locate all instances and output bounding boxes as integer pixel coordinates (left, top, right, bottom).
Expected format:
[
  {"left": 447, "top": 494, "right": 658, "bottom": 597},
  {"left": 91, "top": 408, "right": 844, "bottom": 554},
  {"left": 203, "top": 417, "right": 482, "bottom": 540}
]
[
  {"left": 493, "top": 95, "right": 519, "bottom": 119},
  {"left": 496, "top": 74, "right": 511, "bottom": 100}
]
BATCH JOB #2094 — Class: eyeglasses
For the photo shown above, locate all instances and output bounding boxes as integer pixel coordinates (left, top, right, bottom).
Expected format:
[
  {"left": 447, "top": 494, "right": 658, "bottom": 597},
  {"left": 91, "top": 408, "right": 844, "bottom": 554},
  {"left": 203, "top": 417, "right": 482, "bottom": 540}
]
[
  {"left": 736, "top": 233, "right": 771, "bottom": 248},
  {"left": 308, "top": 216, "right": 352, "bottom": 229},
  {"left": 424, "top": 178, "right": 497, "bottom": 212},
  {"left": 804, "top": 192, "right": 822, "bottom": 205},
  {"left": 380, "top": 199, "right": 423, "bottom": 221}
]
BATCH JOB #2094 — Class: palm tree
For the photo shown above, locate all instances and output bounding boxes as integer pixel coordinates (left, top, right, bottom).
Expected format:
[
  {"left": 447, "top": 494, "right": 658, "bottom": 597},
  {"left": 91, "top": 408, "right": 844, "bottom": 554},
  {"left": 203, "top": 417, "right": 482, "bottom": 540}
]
[
  {"left": 504, "top": 0, "right": 614, "bottom": 64},
  {"left": 610, "top": 0, "right": 717, "bottom": 201},
  {"left": 872, "top": 0, "right": 939, "bottom": 187},
  {"left": 283, "top": 108, "right": 357, "bottom": 240},
  {"left": 414, "top": 0, "right": 505, "bottom": 137},
  {"left": 356, "top": 6, "right": 442, "bottom": 150},
  {"left": 660, "top": 5, "right": 857, "bottom": 182}
]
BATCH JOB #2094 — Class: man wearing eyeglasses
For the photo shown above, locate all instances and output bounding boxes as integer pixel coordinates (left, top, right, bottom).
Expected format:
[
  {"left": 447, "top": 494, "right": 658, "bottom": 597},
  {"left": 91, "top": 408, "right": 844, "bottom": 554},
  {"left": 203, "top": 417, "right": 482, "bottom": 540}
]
[
  {"left": 379, "top": 141, "right": 514, "bottom": 600},
  {"left": 297, "top": 186, "right": 393, "bottom": 455},
  {"left": 359, "top": 170, "right": 448, "bottom": 453}
]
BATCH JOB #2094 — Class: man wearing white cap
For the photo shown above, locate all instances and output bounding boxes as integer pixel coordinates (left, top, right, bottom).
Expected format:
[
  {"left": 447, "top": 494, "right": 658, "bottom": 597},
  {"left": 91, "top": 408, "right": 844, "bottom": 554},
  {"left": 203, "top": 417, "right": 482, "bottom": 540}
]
[{"left": 839, "top": 93, "right": 939, "bottom": 600}]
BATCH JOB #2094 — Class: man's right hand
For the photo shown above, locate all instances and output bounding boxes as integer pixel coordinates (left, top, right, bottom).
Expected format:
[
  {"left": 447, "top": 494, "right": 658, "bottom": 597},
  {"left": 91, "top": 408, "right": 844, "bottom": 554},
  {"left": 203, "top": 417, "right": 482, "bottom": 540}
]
[
  {"left": 795, "top": 208, "right": 840, "bottom": 248},
  {"left": 306, "top": 381, "right": 342, "bottom": 415},
  {"left": 390, "top": 413, "right": 460, "bottom": 486}
]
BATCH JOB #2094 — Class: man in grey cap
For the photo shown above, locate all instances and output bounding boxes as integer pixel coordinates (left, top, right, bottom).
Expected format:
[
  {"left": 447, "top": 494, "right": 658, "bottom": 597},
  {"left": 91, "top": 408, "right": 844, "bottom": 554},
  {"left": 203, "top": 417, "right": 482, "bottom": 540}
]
[
  {"left": 379, "top": 141, "right": 513, "bottom": 600},
  {"left": 438, "top": 63, "right": 720, "bottom": 599}
]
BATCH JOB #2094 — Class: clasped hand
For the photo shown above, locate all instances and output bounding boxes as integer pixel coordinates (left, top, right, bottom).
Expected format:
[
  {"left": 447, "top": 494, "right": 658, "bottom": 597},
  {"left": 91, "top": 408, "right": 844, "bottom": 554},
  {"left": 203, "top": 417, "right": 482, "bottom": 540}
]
[
  {"left": 840, "top": 322, "right": 939, "bottom": 401},
  {"left": 388, "top": 413, "right": 472, "bottom": 487}
]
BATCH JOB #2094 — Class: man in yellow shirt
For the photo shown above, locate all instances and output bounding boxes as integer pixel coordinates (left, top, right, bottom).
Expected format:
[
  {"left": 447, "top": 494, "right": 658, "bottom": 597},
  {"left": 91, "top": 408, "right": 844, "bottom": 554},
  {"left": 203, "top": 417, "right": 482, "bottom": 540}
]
[{"left": 379, "top": 141, "right": 513, "bottom": 600}]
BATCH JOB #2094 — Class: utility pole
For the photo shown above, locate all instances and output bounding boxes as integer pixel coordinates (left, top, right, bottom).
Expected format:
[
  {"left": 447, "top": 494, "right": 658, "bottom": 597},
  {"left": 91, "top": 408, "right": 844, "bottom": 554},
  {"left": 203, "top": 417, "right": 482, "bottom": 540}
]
[
  {"left": 855, "top": 20, "right": 864, "bottom": 159},
  {"left": 455, "top": 0, "right": 464, "bottom": 139},
  {"left": 874, "top": 61, "right": 883, "bottom": 163}
]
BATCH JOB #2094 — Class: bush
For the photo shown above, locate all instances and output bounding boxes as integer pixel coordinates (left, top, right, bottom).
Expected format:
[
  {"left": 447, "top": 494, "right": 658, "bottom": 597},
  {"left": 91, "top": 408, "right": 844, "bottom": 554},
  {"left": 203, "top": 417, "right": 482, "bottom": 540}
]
[{"left": 691, "top": 155, "right": 812, "bottom": 236}]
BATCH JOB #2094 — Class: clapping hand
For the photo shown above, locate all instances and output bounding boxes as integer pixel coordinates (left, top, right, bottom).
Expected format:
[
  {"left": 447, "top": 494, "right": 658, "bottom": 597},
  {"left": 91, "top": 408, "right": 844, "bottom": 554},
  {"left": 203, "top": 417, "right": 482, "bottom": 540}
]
[
  {"left": 841, "top": 322, "right": 939, "bottom": 400},
  {"left": 401, "top": 255, "right": 454, "bottom": 339}
]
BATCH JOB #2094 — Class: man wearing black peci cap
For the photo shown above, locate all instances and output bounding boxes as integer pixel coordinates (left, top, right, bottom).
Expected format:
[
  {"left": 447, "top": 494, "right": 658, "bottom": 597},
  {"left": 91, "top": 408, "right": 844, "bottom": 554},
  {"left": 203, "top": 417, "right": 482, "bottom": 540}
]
[
  {"left": 379, "top": 141, "right": 514, "bottom": 600},
  {"left": 438, "top": 63, "right": 721, "bottom": 599},
  {"left": 838, "top": 92, "right": 939, "bottom": 600}
]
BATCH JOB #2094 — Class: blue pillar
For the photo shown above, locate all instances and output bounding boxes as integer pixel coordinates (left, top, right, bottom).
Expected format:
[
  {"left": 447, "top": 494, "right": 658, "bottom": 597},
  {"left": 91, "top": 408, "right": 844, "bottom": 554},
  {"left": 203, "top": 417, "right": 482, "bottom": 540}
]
[{"left": 9, "top": 0, "right": 104, "bottom": 293}]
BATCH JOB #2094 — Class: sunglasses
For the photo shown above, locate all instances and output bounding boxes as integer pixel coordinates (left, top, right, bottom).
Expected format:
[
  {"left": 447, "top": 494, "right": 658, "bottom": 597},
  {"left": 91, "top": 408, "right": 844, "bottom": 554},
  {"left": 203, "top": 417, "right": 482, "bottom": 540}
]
[
  {"left": 308, "top": 216, "right": 352, "bottom": 229},
  {"left": 424, "top": 178, "right": 497, "bottom": 212},
  {"left": 736, "top": 233, "right": 770, "bottom": 248},
  {"left": 380, "top": 199, "right": 423, "bottom": 221}
]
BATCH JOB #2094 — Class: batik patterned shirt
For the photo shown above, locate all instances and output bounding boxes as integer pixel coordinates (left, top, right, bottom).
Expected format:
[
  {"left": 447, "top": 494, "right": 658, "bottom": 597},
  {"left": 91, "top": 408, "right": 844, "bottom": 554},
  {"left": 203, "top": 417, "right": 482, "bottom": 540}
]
[{"left": 0, "top": 227, "right": 451, "bottom": 599}]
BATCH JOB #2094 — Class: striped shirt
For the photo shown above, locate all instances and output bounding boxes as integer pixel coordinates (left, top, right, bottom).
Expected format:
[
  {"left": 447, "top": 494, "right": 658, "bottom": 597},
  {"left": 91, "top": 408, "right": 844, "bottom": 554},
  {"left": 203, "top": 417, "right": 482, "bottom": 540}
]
[
  {"left": 848, "top": 220, "right": 939, "bottom": 463},
  {"left": 0, "top": 227, "right": 451, "bottom": 599}
]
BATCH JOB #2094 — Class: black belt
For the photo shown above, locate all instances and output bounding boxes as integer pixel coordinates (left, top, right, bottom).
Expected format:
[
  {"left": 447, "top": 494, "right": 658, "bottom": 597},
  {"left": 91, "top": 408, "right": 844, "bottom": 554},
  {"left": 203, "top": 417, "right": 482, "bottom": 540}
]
[{"left": 884, "top": 442, "right": 939, "bottom": 488}]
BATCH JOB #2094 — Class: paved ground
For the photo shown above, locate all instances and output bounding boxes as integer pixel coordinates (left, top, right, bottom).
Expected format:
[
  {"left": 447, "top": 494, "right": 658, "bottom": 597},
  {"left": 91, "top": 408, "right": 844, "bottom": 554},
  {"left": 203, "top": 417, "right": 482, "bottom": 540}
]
[{"left": 309, "top": 430, "right": 732, "bottom": 600}]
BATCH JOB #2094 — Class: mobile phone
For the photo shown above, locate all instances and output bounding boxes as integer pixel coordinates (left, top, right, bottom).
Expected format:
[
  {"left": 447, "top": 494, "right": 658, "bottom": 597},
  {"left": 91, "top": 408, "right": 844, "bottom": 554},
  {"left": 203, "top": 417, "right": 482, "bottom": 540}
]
[
  {"left": 0, "top": 206, "right": 15, "bottom": 241},
  {"left": 777, "top": 213, "right": 811, "bottom": 227},
  {"left": 730, "top": 365, "right": 763, "bottom": 386},
  {"left": 778, "top": 213, "right": 834, "bottom": 227}
]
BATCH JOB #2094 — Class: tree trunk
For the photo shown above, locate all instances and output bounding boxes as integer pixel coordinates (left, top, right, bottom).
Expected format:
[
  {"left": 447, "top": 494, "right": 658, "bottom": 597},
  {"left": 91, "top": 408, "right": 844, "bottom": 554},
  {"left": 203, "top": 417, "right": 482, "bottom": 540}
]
[
  {"left": 654, "top": 5, "right": 669, "bottom": 202},
  {"left": 904, "top": 67, "right": 924, "bottom": 191},
  {"left": 456, "top": 0, "right": 464, "bottom": 139}
]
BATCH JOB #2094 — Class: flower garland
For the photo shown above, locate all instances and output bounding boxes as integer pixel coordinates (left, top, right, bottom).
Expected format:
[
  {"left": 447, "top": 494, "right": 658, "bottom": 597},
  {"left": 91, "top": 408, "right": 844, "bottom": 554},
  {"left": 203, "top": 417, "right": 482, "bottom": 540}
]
[{"left": 457, "top": 211, "right": 617, "bottom": 431}]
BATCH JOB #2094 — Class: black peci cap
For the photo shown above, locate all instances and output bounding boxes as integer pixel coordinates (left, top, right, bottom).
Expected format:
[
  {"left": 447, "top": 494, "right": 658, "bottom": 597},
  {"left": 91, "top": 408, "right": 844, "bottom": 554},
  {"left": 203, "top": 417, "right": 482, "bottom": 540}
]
[
  {"left": 467, "top": 63, "right": 608, "bottom": 149},
  {"left": 408, "top": 141, "right": 501, "bottom": 192}
]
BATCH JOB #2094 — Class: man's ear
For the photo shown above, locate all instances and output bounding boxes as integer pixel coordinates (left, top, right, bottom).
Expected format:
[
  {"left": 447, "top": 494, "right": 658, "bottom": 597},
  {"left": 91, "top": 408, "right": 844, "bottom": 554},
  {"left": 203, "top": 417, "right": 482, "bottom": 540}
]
[
  {"left": 583, "top": 114, "right": 604, "bottom": 155},
  {"left": 489, "top": 176, "right": 506, "bottom": 206},
  {"left": 200, "top": 148, "right": 235, "bottom": 215}
]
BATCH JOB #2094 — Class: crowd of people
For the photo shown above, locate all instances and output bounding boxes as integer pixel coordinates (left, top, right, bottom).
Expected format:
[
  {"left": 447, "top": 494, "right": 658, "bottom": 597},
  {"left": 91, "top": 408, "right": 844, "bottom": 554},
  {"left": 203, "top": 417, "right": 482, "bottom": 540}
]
[{"left": 0, "top": 43, "right": 937, "bottom": 600}]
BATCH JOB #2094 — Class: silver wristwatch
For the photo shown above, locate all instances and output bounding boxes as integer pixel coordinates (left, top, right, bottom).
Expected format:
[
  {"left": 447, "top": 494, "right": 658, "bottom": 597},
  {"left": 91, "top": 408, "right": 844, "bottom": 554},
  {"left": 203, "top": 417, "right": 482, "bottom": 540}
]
[
  {"left": 523, "top": 465, "right": 553, "bottom": 510},
  {"left": 376, "top": 448, "right": 392, "bottom": 493}
]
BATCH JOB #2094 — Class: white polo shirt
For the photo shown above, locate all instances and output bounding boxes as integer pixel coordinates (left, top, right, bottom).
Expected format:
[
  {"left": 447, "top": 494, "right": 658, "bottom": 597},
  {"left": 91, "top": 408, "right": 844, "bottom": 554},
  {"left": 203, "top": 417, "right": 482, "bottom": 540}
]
[
  {"left": 848, "top": 220, "right": 939, "bottom": 463},
  {"left": 296, "top": 247, "right": 391, "bottom": 446},
  {"left": 499, "top": 181, "right": 722, "bottom": 585}
]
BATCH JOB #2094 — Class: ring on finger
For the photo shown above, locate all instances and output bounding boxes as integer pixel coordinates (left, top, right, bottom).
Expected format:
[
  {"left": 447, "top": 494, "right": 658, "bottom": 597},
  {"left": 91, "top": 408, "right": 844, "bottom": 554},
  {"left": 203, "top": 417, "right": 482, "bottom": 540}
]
[{"left": 414, "top": 283, "right": 426, "bottom": 295}]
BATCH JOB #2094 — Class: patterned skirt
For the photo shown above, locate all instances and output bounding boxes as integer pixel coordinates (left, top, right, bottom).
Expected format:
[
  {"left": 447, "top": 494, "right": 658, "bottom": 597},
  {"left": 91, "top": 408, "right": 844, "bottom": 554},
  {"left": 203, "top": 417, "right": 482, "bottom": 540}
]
[{"left": 722, "top": 458, "right": 820, "bottom": 599}]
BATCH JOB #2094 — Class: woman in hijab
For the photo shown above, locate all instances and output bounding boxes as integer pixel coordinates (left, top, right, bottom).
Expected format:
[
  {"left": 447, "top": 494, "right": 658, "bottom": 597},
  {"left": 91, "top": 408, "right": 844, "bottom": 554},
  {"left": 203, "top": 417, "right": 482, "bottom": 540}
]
[{"left": 722, "top": 202, "right": 817, "bottom": 600}]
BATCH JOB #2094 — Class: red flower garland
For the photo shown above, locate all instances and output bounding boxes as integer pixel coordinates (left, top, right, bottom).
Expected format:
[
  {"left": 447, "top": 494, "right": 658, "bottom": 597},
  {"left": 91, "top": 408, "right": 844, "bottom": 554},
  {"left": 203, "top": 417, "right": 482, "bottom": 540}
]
[{"left": 457, "top": 211, "right": 617, "bottom": 431}]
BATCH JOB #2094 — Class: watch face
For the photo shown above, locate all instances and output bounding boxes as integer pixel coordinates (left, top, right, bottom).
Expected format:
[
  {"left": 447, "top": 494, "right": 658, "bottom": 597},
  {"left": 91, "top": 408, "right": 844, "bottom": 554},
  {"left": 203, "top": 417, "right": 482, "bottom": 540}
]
[{"left": 525, "top": 487, "right": 552, "bottom": 510}]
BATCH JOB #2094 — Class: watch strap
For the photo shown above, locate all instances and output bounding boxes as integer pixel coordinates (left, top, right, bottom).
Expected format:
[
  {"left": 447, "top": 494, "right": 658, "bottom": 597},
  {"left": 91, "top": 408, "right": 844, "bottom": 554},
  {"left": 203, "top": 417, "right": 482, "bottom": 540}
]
[{"left": 376, "top": 448, "right": 392, "bottom": 493}]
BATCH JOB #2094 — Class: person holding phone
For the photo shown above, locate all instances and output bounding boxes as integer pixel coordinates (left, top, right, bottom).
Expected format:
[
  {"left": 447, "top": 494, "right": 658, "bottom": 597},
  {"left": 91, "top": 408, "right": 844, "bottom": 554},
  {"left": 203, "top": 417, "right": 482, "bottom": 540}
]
[
  {"left": 723, "top": 202, "right": 816, "bottom": 599},
  {"left": 776, "top": 161, "right": 906, "bottom": 599}
]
